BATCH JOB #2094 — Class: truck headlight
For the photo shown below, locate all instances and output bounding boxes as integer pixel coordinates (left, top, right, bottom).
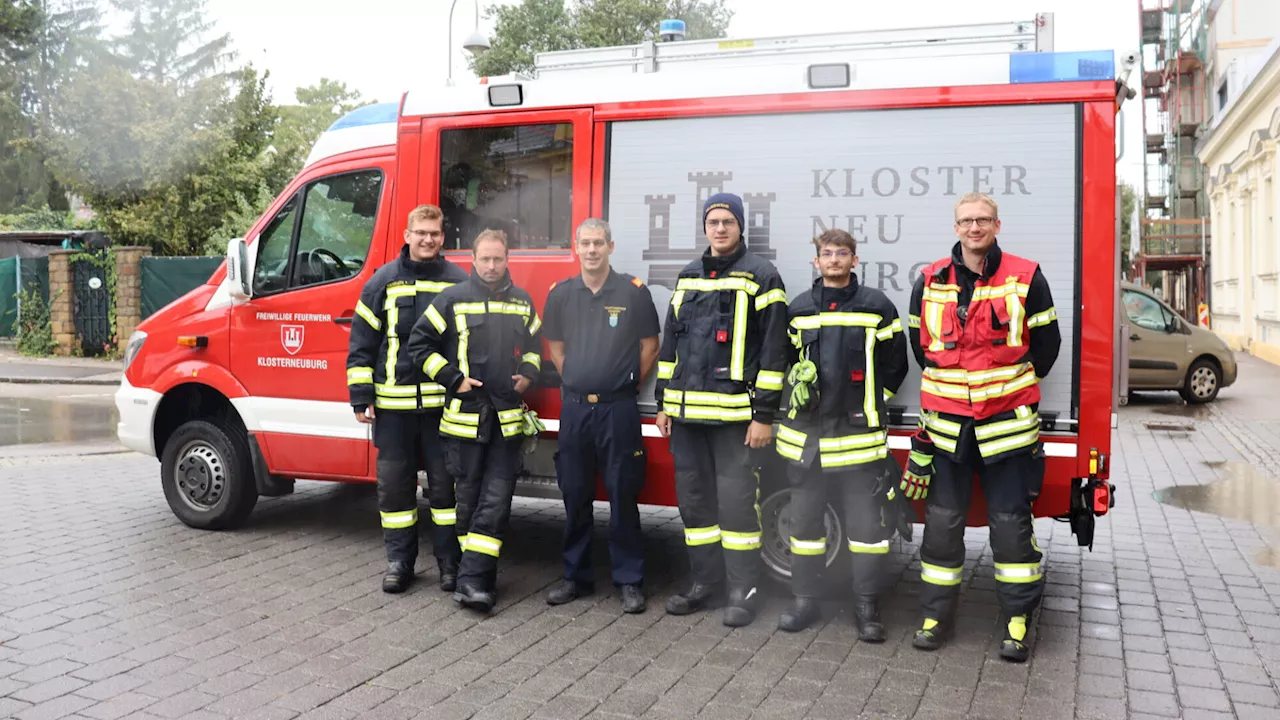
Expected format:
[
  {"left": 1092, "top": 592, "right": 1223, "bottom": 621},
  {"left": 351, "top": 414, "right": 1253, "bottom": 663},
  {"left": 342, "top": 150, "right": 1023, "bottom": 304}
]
[{"left": 123, "top": 330, "right": 147, "bottom": 371}]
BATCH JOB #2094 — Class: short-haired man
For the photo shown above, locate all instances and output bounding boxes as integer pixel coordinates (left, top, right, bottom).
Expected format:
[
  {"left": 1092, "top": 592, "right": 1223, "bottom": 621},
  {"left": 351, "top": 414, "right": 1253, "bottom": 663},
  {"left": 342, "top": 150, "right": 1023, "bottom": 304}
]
[
  {"left": 408, "top": 229, "right": 543, "bottom": 613},
  {"left": 542, "top": 219, "right": 660, "bottom": 614},
  {"left": 776, "top": 229, "right": 908, "bottom": 636},
  {"left": 347, "top": 204, "right": 469, "bottom": 594},
  {"left": 654, "top": 193, "right": 789, "bottom": 627},
  {"left": 907, "top": 193, "right": 1061, "bottom": 662}
]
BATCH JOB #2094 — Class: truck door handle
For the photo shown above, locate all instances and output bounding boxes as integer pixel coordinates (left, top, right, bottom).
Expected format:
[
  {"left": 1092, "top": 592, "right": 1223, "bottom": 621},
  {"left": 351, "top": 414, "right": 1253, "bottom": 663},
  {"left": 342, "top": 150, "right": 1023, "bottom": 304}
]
[
  {"left": 334, "top": 317, "right": 353, "bottom": 325},
  {"left": 1129, "top": 334, "right": 1140, "bottom": 341}
]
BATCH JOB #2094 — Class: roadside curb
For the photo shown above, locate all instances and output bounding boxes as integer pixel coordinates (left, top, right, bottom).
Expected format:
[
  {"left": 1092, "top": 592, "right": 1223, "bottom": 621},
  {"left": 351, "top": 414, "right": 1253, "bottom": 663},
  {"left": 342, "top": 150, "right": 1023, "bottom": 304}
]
[{"left": 0, "top": 376, "right": 120, "bottom": 386}]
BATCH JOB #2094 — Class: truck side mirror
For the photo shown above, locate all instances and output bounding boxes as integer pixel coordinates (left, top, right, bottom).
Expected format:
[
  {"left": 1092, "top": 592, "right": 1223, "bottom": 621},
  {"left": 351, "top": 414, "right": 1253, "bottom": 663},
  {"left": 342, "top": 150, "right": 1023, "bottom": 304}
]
[{"left": 226, "top": 238, "right": 253, "bottom": 300}]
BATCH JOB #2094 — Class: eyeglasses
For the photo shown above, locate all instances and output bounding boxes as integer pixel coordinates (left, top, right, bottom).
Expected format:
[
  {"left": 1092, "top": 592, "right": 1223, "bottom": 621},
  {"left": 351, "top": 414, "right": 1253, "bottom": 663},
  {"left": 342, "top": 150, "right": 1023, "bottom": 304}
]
[
  {"left": 408, "top": 229, "right": 443, "bottom": 240},
  {"left": 956, "top": 217, "right": 996, "bottom": 229},
  {"left": 706, "top": 219, "right": 738, "bottom": 229},
  {"left": 819, "top": 250, "right": 853, "bottom": 260}
]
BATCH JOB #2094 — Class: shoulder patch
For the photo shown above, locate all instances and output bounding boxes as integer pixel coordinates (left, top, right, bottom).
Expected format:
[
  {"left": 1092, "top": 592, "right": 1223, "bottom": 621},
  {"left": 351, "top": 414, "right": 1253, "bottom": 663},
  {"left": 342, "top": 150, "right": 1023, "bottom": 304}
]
[
  {"left": 727, "top": 271, "right": 755, "bottom": 279},
  {"left": 630, "top": 277, "right": 643, "bottom": 288}
]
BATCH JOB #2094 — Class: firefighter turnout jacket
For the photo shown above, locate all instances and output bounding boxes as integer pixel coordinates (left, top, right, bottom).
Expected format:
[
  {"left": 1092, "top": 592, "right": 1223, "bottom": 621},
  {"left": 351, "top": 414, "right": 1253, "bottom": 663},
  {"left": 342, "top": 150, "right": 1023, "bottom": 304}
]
[
  {"left": 908, "top": 242, "right": 1061, "bottom": 461},
  {"left": 407, "top": 270, "right": 543, "bottom": 443},
  {"left": 347, "top": 246, "right": 470, "bottom": 413},
  {"left": 655, "top": 243, "right": 789, "bottom": 425},
  {"left": 778, "top": 277, "right": 909, "bottom": 470}
]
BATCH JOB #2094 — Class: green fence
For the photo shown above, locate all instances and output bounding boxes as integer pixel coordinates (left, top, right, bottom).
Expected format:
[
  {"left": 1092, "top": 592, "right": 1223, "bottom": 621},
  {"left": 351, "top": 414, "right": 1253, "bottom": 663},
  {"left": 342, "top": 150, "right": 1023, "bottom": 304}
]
[
  {"left": 140, "top": 256, "right": 223, "bottom": 319},
  {"left": 0, "top": 256, "right": 50, "bottom": 337}
]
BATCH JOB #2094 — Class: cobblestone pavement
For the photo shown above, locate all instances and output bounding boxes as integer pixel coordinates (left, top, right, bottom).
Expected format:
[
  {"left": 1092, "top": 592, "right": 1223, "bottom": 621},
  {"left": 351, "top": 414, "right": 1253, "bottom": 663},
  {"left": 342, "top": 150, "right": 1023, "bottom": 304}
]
[{"left": 2, "top": 356, "right": 1280, "bottom": 720}]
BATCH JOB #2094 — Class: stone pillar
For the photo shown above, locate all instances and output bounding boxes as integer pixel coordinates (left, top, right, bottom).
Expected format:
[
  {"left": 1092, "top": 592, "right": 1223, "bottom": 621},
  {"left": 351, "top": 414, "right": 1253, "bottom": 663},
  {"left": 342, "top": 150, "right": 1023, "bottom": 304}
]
[
  {"left": 113, "top": 246, "right": 152, "bottom": 348},
  {"left": 47, "top": 250, "right": 75, "bottom": 356}
]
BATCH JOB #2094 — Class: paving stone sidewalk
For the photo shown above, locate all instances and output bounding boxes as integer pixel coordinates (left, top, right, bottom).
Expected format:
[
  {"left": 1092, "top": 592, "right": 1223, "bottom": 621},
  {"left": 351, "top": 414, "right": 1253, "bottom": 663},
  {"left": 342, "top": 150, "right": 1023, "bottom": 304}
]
[{"left": 2, "top": 354, "right": 1279, "bottom": 719}]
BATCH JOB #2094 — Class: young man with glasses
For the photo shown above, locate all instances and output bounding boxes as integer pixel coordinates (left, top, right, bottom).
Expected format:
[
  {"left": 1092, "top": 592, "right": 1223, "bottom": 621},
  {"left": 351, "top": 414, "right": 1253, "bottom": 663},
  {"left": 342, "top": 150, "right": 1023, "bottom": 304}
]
[
  {"left": 347, "top": 205, "right": 469, "bottom": 594},
  {"left": 906, "top": 192, "right": 1061, "bottom": 662},
  {"left": 775, "top": 229, "right": 908, "bottom": 636}
]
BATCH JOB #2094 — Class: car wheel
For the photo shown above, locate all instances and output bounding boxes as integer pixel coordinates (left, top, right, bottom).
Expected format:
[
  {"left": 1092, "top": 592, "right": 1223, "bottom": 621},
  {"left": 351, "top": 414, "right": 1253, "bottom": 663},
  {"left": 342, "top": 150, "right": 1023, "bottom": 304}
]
[
  {"left": 758, "top": 486, "right": 847, "bottom": 588},
  {"left": 1184, "top": 359, "right": 1221, "bottom": 404},
  {"left": 160, "top": 418, "right": 258, "bottom": 529}
]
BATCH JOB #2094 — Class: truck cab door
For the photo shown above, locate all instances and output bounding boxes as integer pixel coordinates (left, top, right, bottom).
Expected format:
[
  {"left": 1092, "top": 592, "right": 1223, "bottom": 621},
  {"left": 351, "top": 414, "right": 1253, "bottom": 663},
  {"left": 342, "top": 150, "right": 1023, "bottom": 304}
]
[
  {"left": 1123, "top": 289, "right": 1187, "bottom": 388},
  {"left": 229, "top": 166, "right": 391, "bottom": 480}
]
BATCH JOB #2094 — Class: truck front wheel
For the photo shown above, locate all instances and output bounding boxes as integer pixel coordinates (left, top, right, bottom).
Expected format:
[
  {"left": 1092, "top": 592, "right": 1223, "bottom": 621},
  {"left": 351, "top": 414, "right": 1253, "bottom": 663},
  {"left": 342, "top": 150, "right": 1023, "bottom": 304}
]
[
  {"left": 160, "top": 419, "right": 257, "bottom": 530},
  {"left": 758, "top": 486, "right": 848, "bottom": 588}
]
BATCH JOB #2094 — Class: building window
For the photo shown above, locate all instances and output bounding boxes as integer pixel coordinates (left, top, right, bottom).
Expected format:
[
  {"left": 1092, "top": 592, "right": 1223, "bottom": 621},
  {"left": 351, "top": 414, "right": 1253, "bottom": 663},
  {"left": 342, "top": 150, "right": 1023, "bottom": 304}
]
[
  {"left": 439, "top": 123, "right": 574, "bottom": 250},
  {"left": 1218, "top": 79, "right": 1229, "bottom": 112}
]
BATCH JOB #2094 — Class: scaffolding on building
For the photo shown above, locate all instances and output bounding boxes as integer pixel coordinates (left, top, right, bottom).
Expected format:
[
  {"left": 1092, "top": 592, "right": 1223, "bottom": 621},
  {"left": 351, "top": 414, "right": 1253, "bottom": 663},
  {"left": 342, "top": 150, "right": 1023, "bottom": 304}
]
[{"left": 1137, "top": 0, "right": 1211, "bottom": 321}]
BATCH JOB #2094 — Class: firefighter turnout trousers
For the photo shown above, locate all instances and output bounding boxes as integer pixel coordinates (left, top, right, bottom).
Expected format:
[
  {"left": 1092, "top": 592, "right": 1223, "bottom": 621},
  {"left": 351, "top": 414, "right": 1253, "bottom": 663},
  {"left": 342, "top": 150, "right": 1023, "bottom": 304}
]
[
  {"left": 448, "top": 415, "right": 526, "bottom": 591},
  {"left": 555, "top": 395, "right": 645, "bottom": 587},
  {"left": 918, "top": 426, "right": 1046, "bottom": 620},
  {"left": 373, "top": 412, "right": 460, "bottom": 569},
  {"left": 671, "top": 422, "right": 761, "bottom": 589},
  {"left": 788, "top": 457, "right": 895, "bottom": 599}
]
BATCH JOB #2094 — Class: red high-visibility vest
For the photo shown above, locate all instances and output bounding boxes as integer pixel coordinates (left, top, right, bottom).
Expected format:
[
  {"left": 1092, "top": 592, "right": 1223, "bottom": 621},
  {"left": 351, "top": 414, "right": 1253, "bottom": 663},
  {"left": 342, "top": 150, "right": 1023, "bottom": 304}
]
[{"left": 918, "top": 252, "right": 1041, "bottom": 420}]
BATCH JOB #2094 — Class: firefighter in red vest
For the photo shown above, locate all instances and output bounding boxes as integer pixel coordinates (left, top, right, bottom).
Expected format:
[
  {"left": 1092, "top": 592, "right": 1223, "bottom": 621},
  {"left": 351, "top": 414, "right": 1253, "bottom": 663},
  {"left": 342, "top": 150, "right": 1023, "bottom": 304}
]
[{"left": 906, "top": 192, "right": 1061, "bottom": 663}]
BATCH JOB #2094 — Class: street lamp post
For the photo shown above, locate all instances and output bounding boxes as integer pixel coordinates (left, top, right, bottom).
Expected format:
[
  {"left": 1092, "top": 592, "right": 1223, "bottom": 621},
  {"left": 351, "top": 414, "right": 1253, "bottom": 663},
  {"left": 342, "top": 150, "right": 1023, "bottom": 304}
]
[{"left": 448, "top": 0, "right": 491, "bottom": 85}]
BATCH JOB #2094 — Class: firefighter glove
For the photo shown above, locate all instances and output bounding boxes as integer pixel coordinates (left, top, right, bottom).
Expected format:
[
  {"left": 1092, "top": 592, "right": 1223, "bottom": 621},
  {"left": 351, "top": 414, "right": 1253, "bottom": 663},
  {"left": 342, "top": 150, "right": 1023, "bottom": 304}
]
[
  {"left": 900, "top": 426, "right": 935, "bottom": 501},
  {"left": 786, "top": 358, "right": 818, "bottom": 419}
]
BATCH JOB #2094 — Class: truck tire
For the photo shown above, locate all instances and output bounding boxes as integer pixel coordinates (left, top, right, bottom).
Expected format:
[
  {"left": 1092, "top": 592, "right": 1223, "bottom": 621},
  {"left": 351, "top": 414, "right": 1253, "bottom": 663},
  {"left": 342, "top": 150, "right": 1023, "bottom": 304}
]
[
  {"left": 160, "top": 418, "right": 258, "bottom": 530},
  {"left": 1183, "top": 358, "right": 1221, "bottom": 404},
  {"left": 758, "top": 480, "right": 849, "bottom": 591}
]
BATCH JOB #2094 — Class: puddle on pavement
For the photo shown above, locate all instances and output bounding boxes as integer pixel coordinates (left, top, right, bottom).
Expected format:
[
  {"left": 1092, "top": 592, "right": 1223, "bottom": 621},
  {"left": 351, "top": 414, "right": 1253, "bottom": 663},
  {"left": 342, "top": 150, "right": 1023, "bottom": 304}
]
[
  {"left": 1153, "top": 404, "right": 1212, "bottom": 420},
  {"left": 0, "top": 397, "right": 118, "bottom": 446},
  {"left": 1154, "top": 461, "right": 1280, "bottom": 568}
]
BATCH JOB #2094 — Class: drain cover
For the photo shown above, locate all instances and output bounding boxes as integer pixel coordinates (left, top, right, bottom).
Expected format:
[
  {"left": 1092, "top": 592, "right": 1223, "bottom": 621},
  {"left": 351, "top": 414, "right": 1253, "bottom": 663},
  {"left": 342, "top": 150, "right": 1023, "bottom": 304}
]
[{"left": 1144, "top": 421, "right": 1196, "bottom": 432}]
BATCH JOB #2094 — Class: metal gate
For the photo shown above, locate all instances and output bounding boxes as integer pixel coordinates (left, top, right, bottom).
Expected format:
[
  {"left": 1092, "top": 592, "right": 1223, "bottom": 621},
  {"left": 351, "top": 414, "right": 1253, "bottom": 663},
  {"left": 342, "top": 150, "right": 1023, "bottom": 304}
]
[{"left": 72, "top": 256, "right": 112, "bottom": 355}]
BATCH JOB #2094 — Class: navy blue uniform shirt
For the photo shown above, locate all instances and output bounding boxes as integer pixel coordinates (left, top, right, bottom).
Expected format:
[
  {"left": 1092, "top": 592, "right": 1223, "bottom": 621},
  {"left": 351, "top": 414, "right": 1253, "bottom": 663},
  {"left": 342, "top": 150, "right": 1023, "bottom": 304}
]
[{"left": 543, "top": 268, "right": 661, "bottom": 395}]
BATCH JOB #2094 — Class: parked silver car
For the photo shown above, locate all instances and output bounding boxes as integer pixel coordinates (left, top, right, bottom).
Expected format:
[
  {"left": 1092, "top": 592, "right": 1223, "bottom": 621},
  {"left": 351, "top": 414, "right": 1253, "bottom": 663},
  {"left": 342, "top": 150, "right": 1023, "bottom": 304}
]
[{"left": 1123, "top": 282, "right": 1238, "bottom": 403}]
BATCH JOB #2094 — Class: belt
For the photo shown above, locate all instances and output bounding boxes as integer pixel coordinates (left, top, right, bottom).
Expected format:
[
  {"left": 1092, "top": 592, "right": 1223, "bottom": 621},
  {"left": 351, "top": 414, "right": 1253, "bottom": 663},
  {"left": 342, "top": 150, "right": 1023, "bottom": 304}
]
[{"left": 563, "top": 390, "right": 636, "bottom": 404}]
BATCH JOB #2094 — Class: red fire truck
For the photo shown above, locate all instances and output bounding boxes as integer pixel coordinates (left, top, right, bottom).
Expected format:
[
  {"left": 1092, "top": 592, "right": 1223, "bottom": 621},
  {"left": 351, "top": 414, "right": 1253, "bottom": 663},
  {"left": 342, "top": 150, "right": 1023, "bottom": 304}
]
[{"left": 117, "top": 12, "right": 1120, "bottom": 581}]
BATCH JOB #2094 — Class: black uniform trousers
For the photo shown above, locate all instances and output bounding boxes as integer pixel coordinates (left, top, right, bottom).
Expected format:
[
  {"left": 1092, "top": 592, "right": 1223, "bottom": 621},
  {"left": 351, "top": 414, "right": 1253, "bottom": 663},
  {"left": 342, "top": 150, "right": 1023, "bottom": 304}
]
[
  {"left": 447, "top": 415, "right": 525, "bottom": 592},
  {"left": 919, "top": 427, "right": 1045, "bottom": 620},
  {"left": 671, "top": 422, "right": 761, "bottom": 590},
  {"left": 555, "top": 394, "right": 646, "bottom": 588},
  {"left": 372, "top": 411, "right": 459, "bottom": 569},
  {"left": 788, "top": 457, "right": 895, "bottom": 599}
]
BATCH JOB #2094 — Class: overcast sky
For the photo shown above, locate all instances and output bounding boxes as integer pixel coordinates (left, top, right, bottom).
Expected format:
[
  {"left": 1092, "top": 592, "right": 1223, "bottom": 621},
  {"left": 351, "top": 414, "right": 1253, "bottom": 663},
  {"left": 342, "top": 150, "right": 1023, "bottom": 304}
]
[{"left": 201, "top": 0, "right": 1143, "bottom": 183}]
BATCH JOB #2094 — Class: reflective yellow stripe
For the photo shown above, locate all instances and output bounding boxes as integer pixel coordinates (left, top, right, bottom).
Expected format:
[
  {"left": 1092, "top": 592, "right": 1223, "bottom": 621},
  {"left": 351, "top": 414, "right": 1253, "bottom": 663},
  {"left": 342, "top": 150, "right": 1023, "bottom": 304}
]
[
  {"left": 663, "top": 389, "right": 751, "bottom": 407},
  {"left": 520, "top": 352, "right": 542, "bottom": 370},
  {"left": 465, "top": 533, "right": 502, "bottom": 557},
  {"left": 777, "top": 425, "right": 807, "bottom": 446},
  {"left": 875, "top": 318, "right": 902, "bottom": 341},
  {"left": 994, "top": 562, "right": 1043, "bottom": 584},
  {"left": 497, "top": 408, "right": 524, "bottom": 422},
  {"left": 375, "top": 383, "right": 417, "bottom": 397},
  {"left": 347, "top": 367, "right": 373, "bottom": 385},
  {"left": 421, "top": 395, "right": 444, "bottom": 409},
  {"left": 971, "top": 282, "right": 1029, "bottom": 301},
  {"left": 790, "top": 537, "right": 826, "bottom": 556},
  {"left": 863, "top": 329, "right": 879, "bottom": 426},
  {"left": 978, "top": 428, "right": 1039, "bottom": 457},
  {"left": 1007, "top": 293, "right": 1025, "bottom": 347},
  {"left": 965, "top": 363, "right": 1032, "bottom": 385},
  {"left": 820, "top": 446, "right": 888, "bottom": 468},
  {"left": 424, "top": 353, "right": 448, "bottom": 379},
  {"left": 443, "top": 407, "right": 479, "bottom": 425},
  {"left": 907, "top": 314, "right": 921, "bottom": 329},
  {"left": 974, "top": 414, "right": 1040, "bottom": 440},
  {"left": 883, "top": 388, "right": 895, "bottom": 400},
  {"left": 921, "top": 562, "right": 963, "bottom": 586},
  {"left": 969, "top": 368, "right": 1038, "bottom": 402},
  {"left": 374, "top": 397, "right": 419, "bottom": 411},
  {"left": 424, "top": 305, "right": 447, "bottom": 334},
  {"left": 528, "top": 313, "right": 542, "bottom": 336},
  {"left": 385, "top": 285, "right": 417, "bottom": 298},
  {"left": 355, "top": 301, "right": 382, "bottom": 330},
  {"left": 721, "top": 530, "right": 762, "bottom": 550},
  {"left": 791, "top": 312, "right": 881, "bottom": 330},
  {"left": 922, "top": 412, "right": 962, "bottom": 435},
  {"left": 755, "top": 288, "right": 787, "bottom": 311},
  {"left": 921, "top": 377, "right": 969, "bottom": 400},
  {"left": 675, "top": 277, "right": 760, "bottom": 294},
  {"left": 455, "top": 313, "right": 470, "bottom": 379},
  {"left": 923, "top": 367, "right": 968, "bottom": 382},
  {"left": 921, "top": 287, "right": 958, "bottom": 304},
  {"left": 430, "top": 507, "right": 456, "bottom": 525},
  {"left": 670, "top": 289, "right": 685, "bottom": 317},
  {"left": 440, "top": 422, "right": 478, "bottom": 439},
  {"left": 730, "top": 290, "right": 747, "bottom": 381},
  {"left": 847, "top": 539, "right": 890, "bottom": 554},
  {"left": 676, "top": 405, "right": 753, "bottom": 423},
  {"left": 909, "top": 450, "right": 933, "bottom": 468},
  {"left": 384, "top": 297, "right": 401, "bottom": 387},
  {"left": 416, "top": 280, "right": 455, "bottom": 294},
  {"left": 1027, "top": 307, "right": 1057, "bottom": 328},
  {"left": 755, "top": 370, "right": 783, "bottom": 391},
  {"left": 684, "top": 525, "right": 721, "bottom": 546},
  {"left": 380, "top": 509, "right": 418, "bottom": 529},
  {"left": 924, "top": 299, "right": 946, "bottom": 352},
  {"left": 817, "top": 431, "right": 886, "bottom": 452},
  {"left": 776, "top": 440, "right": 803, "bottom": 462},
  {"left": 657, "top": 361, "right": 675, "bottom": 380},
  {"left": 927, "top": 431, "right": 958, "bottom": 453}
]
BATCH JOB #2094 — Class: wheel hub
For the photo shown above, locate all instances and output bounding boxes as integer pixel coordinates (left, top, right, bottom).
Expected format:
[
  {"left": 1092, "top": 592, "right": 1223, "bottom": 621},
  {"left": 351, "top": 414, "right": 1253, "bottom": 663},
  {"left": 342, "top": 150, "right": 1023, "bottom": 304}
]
[
  {"left": 176, "top": 443, "right": 225, "bottom": 509},
  {"left": 759, "top": 488, "right": 844, "bottom": 580},
  {"left": 1191, "top": 366, "right": 1217, "bottom": 398}
]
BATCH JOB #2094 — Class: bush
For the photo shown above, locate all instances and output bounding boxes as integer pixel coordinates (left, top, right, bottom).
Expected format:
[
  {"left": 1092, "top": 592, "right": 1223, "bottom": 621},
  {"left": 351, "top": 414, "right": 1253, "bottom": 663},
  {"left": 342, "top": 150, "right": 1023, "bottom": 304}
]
[
  {"left": 0, "top": 208, "right": 94, "bottom": 232},
  {"left": 15, "top": 285, "right": 57, "bottom": 357}
]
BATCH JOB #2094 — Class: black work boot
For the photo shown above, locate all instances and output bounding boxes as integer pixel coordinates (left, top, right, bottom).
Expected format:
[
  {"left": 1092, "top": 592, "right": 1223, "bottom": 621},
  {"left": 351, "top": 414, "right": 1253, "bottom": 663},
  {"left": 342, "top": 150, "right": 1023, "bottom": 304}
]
[
  {"left": 777, "top": 596, "right": 821, "bottom": 633},
  {"left": 912, "top": 616, "right": 954, "bottom": 651},
  {"left": 620, "top": 584, "right": 647, "bottom": 614},
  {"left": 382, "top": 561, "right": 414, "bottom": 594},
  {"left": 999, "top": 614, "right": 1032, "bottom": 663},
  {"left": 664, "top": 583, "right": 722, "bottom": 615},
  {"left": 852, "top": 597, "right": 886, "bottom": 643},
  {"left": 722, "top": 586, "right": 761, "bottom": 628},
  {"left": 546, "top": 580, "right": 593, "bottom": 606},
  {"left": 437, "top": 558, "right": 458, "bottom": 593},
  {"left": 453, "top": 583, "right": 496, "bottom": 613}
]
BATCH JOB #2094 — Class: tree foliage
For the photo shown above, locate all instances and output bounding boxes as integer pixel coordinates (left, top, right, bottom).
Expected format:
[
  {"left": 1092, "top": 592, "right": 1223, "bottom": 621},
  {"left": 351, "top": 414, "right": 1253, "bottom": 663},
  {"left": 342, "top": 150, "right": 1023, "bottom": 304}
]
[
  {"left": 472, "top": 0, "right": 733, "bottom": 77},
  {"left": 1120, "top": 182, "right": 1137, "bottom": 260},
  {"left": 109, "top": 0, "right": 231, "bottom": 87},
  {"left": 272, "top": 78, "right": 369, "bottom": 186}
]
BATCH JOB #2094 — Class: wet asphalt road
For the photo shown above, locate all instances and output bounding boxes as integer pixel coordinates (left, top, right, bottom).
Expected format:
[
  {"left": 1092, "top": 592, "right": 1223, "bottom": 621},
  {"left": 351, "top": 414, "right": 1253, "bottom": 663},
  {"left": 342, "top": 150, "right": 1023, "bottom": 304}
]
[{"left": 0, "top": 384, "right": 119, "bottom": 451}]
